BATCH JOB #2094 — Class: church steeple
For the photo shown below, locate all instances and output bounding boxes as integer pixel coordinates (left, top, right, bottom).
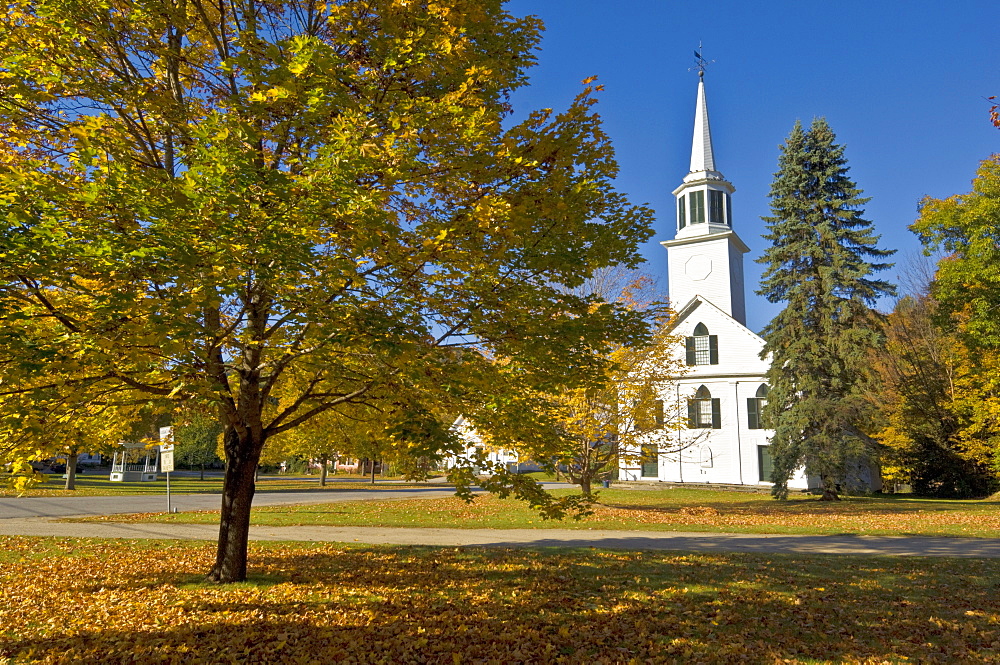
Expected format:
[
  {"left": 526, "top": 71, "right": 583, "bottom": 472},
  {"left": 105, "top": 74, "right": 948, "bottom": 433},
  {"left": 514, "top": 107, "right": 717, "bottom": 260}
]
[
  {"left": 673, "top": 73, "right": 735, "bottom": 232},
  {"left": 688, "top": 73, "right": 718, "bottom": 176},
  {"left": 663, "top": 68, "right": 749, "bottom": 324}
]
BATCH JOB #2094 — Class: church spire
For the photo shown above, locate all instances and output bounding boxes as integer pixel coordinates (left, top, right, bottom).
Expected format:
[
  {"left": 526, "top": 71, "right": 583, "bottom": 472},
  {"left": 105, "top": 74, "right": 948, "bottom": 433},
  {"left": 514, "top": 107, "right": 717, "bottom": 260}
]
[
  {"left": 689, "top": 74, "right": 717, "bottom": 174},
  {"left": 664, "top": 58, "right": 747, "bottom": 323}
]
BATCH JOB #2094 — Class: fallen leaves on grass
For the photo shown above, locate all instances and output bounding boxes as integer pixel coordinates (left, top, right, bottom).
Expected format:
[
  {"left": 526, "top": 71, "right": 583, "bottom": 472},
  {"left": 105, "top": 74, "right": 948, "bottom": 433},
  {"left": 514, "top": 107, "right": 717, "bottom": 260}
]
[
  {"left": 80, "top": 492, "right": 1000, "bottom": 539},
  {"left": 1, "top": 537, "right": 999, "bottom": 664}
]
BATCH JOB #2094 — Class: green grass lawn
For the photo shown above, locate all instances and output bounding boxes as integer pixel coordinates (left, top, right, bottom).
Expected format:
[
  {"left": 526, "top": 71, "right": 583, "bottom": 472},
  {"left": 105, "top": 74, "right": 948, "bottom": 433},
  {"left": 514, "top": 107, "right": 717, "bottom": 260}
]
[
  {"left": 0, "top": 472, "right": 437, "bottom": 497},
  {"left": 1, "top": 535, "right": 997, "bottom": 663},
  {"left": 89, "top": 486, "right": 1000, "bottom": 539}
]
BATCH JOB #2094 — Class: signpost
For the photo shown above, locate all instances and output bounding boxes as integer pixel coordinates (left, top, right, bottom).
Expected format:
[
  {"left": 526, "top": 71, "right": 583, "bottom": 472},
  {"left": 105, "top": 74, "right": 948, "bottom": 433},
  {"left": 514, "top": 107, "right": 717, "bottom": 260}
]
[{"left": 159, "top": 426, "right": 175, "bottom": 513}]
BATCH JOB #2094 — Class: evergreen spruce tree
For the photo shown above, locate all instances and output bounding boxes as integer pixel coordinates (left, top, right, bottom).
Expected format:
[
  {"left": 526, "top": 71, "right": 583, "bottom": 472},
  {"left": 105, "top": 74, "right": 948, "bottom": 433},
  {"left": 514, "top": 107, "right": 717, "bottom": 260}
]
[{"left": 757, "top": 118, "right": 895, "bottom": 500}]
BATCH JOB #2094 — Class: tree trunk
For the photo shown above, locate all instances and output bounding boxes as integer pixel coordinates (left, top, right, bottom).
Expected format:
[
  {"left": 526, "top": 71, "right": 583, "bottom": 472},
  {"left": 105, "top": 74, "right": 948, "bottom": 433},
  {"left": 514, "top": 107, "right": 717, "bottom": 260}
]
[
  {"left": 820, "top": 476, "right": 840, "bottom": 501},
  {"left": 63, "top": 452, "right": 78, "bottom": 491},
  {"left": 207, "top": 428, "right": 264, "bottom": 583},
  {"left": 200, "top": 463, "right": 205, "bottom": 481},
  {"left": 320, "top": 459, "right": 328, "bottom": 486},
  {"left": 371, "top": 460, "right": 376, "bottom": 485},
  {"left": 579, "top": 477, "right": 592, "bottom": 498}
]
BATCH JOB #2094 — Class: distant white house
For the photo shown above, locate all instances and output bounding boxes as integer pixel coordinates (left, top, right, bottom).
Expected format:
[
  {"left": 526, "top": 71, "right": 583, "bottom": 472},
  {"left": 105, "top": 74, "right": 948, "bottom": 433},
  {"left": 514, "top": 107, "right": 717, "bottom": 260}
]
[{"left": 444, "top": 416, "right": 542, "bottom": 475}]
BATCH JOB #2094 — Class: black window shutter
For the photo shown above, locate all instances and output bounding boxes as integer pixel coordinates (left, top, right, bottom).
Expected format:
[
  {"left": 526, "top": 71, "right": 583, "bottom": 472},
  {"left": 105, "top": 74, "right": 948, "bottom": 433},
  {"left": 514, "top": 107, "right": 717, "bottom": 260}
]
[
  {"left": 654, "top": 399, "right": 665, "bottom": 427},
  {"left": 709, "top": 335, "right": 719, "bottom": 364},
  {"left": 685, "top": 337, "right": 696, "bottom": 365},
  {"left": 687, "top": 400, "right": 697, "bottom": 428},
  {"left": 711, "top": 398, "right": 721, "bottom": 429},
  {"left": 747, "top": 398, "right": 759, "bottom": 429}
]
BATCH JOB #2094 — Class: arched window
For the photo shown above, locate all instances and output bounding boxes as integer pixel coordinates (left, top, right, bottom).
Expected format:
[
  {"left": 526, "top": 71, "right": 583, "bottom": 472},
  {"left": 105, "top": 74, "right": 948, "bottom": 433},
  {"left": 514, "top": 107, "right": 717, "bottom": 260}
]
[
  {"left": 700, "top": 445, "right": 714, "bottom": 468},
  {"left": 747, "top": 384, "right": 769, "bottom": 430},
  {"left": 685, "top": 323, "right": 718, "bottom": 366},
  {"left": 688, "top": 385, "right": 721, "bottom": 429}
]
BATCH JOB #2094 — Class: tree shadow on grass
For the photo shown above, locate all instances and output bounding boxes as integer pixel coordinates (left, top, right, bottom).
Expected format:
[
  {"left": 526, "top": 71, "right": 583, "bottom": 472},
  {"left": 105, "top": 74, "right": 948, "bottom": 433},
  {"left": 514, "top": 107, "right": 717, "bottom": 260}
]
[
  {"left": 4, "top": 543, "right": 1000, "bottom": 663},
  {"left": 600, "top": 496, "right": 1000, "bottom": 517}
]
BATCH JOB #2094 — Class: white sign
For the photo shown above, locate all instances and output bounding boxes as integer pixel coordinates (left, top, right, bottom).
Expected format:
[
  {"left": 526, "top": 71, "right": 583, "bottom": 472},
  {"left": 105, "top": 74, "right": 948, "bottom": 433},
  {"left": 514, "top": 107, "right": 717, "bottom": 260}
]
[
  {"left": 160, "top": 450, "right": 175, "bottom": 473},
  {"left": 159, "top": 426, "right": 174, "bottom": 443}
]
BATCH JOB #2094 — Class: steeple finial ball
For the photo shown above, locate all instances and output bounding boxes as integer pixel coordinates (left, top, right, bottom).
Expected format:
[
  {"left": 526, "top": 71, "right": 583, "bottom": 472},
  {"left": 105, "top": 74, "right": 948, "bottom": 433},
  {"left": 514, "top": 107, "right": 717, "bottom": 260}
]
[{"left": 699, "top": 70, "right": 704, "bottom": 78}]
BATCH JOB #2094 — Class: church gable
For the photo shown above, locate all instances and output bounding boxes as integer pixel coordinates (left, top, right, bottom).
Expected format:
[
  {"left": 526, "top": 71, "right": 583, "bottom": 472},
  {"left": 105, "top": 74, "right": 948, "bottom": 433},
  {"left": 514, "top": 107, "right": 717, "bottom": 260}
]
[{"left": 669, "top": 296, "right": 768, "bottom": 377}]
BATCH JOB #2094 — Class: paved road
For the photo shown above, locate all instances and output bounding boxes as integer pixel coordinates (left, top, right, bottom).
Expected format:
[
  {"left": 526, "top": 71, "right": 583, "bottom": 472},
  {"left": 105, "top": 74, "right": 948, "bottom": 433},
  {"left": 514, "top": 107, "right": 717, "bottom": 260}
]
[{"left": 0, "top": 485, "right": 466, "bottom": 519}]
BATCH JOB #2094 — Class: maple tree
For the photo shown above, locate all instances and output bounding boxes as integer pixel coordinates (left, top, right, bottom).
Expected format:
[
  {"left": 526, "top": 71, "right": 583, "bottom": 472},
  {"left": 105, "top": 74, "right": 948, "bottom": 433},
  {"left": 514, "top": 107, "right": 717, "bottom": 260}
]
[
  {"left": 912, "top": 155, "right": 1000, "bottom": 347},
  {"left": 757, "top": 119, "right": 895, "bottom": 500},
  {"left": 173, "top": 411, "right": 223, "bottom": 480},
  {"left": 460, "top": 271, "right": 687, "bottom": 497},
  {"left": 908, "top": 156, "right": 1000, "bottom": 491},
  {"left": 869, "top": 294, "right": 998, "bottom": 497},
  {"left": 265, "top": 396, "right": 387, "bottom": 485},
  {"left": 499, "top": 322, "right": 684, "bottom": 498},
  {"left": 0, "top": 0, "right": 655, "bottom": 582}
]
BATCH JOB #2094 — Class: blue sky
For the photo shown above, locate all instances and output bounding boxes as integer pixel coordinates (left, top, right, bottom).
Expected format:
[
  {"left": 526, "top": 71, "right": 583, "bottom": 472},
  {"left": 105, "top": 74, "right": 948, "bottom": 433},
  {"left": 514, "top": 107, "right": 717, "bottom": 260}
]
[{"left": 506, "top": 0, "right": 999, "bottom": 333}]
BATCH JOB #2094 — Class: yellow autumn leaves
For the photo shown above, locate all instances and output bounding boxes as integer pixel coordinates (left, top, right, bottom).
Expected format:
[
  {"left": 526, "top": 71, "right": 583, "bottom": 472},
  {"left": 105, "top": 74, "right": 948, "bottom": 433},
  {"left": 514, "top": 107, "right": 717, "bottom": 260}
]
[{"left": 3, "top": 536, "right": 1000, "bottom": 663}]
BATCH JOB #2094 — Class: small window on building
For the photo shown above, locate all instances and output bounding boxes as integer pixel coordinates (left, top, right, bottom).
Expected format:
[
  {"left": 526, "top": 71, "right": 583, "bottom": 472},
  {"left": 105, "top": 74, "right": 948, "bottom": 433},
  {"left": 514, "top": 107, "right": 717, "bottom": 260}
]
[
  {"left": 641, "top": 444, "right": 658, "bottom": 478},
  {"left": 687, "top": 385, "right": 721, "bottom": 429},
  {"left": 709, "top": 190, "right": 724, "bottom": 224},
  {"left": 678, "top": 196, "right": 687, "bottom": 229},
  {"left": 758, "top": 445, "right": 773, "bottom": 482},
  {"left": 689, "top": 190, "right": 706, "bottom": 224},
  {"left": 700, "top": 445, "right": 713, "bottom": 468},
  {"left": 653, "top": 399, "right": 665, "bottom": 428},
  {"left": 726, "top": 193, "right": 733, "bottom": 226},
  {"left": 747, "top": 384, "right": 769, "bottom": 430},
  {"left": 685, "top": 323, "right": 718, "bottom": 366}
]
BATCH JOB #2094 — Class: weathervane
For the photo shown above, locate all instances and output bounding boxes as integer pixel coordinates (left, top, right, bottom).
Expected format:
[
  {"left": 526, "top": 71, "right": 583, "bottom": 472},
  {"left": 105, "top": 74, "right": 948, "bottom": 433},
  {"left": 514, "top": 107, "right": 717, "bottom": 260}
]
[{"left": 690, "top": 42, "right": 714, "bottom": 77}]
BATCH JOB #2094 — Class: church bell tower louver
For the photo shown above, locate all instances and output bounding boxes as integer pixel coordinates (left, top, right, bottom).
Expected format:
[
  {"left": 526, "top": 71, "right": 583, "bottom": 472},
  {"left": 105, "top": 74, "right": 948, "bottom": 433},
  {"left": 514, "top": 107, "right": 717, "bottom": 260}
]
[{"left": 663, "top": 70, "right": 749, "bottom": 324}]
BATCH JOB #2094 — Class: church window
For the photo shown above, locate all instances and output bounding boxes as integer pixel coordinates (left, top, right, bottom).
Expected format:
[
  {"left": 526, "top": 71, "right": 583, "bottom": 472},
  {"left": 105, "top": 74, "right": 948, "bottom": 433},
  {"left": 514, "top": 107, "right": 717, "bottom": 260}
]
[
  {"left": 641, "top": 445, "right": 658, "bottom": 478},
  {"left": 709, "top": 190, "right": 724, "bottom": 224},
  {"left": 678, "top": 196, "right": 686, "bottom": 229},
  {"left": 689, "top": 190, "right": 705, "bottom": 224},
  {"left": 700, "top": 445, "right": 713, "bottom": 468},
  {"left": 687, "top": 385, "right": 721, "bottom": 429},
  {"left": 758, "top": 445, "right": 773, "bottom": 482},
  {"left": 747, "top": 384, "right": 769, "bottom": 430},
  {"left": 726, "top": 193, "right": 733, "bottom": 225},
  {"left": 685, "top": 323, "right": 718, "bottom": 365},
  {"left": 653, "top": 399, "right": 665, "bottom": 428}
]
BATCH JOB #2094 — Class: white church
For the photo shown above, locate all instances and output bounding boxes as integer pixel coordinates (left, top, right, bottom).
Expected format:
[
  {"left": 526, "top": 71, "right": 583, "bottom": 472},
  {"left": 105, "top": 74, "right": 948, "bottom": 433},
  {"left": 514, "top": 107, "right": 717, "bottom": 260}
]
[{"left": 617, "top": 72, "right": 813, "bottom": 489}]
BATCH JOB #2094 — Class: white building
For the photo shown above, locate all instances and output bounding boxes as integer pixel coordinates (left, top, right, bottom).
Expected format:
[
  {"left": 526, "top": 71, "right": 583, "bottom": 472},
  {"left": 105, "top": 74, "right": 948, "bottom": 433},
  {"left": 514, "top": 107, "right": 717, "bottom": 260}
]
[
  {"left": 618, "top": 72, "right": 812, "bottom": 489},
  {"left": 445, "top": 416, "right": 542, "bottom": 475}
]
